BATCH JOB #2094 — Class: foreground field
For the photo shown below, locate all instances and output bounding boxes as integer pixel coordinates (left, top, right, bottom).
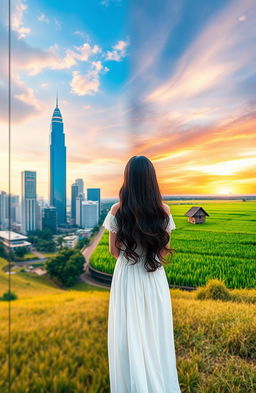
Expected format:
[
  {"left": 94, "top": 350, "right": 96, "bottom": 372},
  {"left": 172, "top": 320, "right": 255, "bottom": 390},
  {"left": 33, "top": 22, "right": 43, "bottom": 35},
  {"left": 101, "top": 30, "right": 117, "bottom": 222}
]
[
  {"left": 90, "top": 201, "right": 256, "bottom": 288},
  {"left": 0, "top": 253, "right": 256, "bottom": 393},
  {"left": 0, "top": 286, "right": 255, "bottom": 393}
]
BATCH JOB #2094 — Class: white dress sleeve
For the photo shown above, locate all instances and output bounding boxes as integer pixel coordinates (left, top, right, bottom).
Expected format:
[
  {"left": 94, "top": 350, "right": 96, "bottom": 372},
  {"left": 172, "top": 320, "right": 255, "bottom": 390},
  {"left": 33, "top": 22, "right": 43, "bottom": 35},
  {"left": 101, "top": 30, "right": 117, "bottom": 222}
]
[
  {"left": 166, "top": 213, "right": 176, "bottom": 232},
  {"left": 102, "top": 210, "right": 119, "bottom": 233}
]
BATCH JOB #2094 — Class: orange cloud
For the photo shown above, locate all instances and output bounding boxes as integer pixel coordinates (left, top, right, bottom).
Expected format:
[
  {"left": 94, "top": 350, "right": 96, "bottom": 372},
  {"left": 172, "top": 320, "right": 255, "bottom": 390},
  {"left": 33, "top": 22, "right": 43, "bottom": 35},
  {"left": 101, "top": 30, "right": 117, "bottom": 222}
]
[{"left": 128, "top": 112, "right": 256, "bottom": 195}]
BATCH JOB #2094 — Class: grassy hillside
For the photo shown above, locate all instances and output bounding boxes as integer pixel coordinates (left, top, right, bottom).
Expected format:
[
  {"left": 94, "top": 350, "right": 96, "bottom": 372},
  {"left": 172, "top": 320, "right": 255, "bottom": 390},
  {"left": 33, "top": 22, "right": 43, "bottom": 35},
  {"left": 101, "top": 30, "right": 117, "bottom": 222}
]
[
  {"left": 0, "top": 258, "right": 62, "bottom": 299},
  {"left": 0, "top": 286, "right": 255, "bottom": 393}
]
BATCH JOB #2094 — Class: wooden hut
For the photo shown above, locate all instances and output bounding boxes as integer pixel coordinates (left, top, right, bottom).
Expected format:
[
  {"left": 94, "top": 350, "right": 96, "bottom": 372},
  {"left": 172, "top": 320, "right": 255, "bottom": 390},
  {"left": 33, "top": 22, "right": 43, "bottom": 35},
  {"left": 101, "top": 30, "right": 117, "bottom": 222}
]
[{"left": 184, "top": 206, "right": 209, "bottom": 224}]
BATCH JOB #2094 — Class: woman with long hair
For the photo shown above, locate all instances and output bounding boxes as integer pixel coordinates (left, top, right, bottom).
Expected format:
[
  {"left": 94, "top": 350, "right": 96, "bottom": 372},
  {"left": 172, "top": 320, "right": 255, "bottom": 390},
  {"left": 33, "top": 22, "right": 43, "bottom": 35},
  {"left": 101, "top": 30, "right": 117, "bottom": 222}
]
[{"left": 103, "top": 155, "right": 181, "bottom": 393}]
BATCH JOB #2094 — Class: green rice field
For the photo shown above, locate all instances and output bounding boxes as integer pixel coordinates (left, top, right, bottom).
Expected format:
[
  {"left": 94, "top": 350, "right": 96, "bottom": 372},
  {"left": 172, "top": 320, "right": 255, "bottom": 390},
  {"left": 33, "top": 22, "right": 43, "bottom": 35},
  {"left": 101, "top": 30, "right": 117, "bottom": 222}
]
[{"left": 90, "top": 201, "right": 256, "bottom": 289}]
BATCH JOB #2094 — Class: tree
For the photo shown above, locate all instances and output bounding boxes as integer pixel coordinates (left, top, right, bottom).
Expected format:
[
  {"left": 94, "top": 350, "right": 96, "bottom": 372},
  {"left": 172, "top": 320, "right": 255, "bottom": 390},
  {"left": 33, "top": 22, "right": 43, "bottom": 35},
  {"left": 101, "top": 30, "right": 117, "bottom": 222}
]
[
  {"left": 0, "top": 242, "right": 7, "bottom": 259},
  {"left": 0, "top": 291, "right": 17, "bottom": 301},
  {"left": 46, "top": 249, "right": 84, "bottom": 287},
  {"left": 36, "top": 239, "right": 56, "bottom": 252},
  {"left": 76, "top": 237, "right": 90, "bottom": 250},
  {"left": 28, "top": 229, "right": 53, "bottom": 242},
  {"left": 56, "top": 236, "right": 65, "bottom": 250},
  {"left": 27, "top": 229, "right": 56, "bottom": 252},
  {"left": 91, "top": 225, "right": 100, "bottom": 235},
  {"left": 61, "top": 253, "right": 84, "bottom": 287},
  {"left": 14, "top": 247, "right": 27, "bottom": 258}
]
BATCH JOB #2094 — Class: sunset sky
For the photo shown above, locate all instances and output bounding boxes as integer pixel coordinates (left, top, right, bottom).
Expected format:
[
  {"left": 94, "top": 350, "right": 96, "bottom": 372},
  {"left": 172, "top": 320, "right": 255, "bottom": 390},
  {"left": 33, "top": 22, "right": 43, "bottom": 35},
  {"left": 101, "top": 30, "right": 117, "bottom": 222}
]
[{"left": 1, "top": 0, "right": 256, "bottom": 199}]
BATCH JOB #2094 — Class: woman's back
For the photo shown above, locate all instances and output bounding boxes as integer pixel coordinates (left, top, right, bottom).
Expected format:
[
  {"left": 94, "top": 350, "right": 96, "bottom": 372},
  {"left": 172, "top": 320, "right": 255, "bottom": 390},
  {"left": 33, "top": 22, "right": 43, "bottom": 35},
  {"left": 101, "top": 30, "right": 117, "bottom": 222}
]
[
  {"left": 104, "top": 201, "right": 176, "bottom": 263},
  {"left": 104, "top": 156, "right": 181, "bottom": 393},
  {"left": 103, "top": 202, "right": 180, "bottom": 393},
  {"left": 103, "top": 202, "right": 176, "bottom": 266}
]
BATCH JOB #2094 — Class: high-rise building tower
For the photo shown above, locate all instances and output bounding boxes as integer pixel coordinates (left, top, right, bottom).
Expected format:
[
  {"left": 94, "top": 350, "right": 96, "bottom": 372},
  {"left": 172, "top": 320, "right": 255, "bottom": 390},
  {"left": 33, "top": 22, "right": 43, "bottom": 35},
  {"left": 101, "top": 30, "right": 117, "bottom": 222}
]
[
  {"left": 42, "top": 206, "right": 57, "bottom": 234},
  {"left": 21, "top": 171, "right": 37, "bottom": 234},
  {"left": 87, "top": 188, "right": 101, "bottom": 217},
  {"left": 75, "top": 178, "right": 84, "bottom": 197},
  {"left": 11, "top": 195, "right": 20, "bottom": 224},
  {"left": 81, "top": 201, "right": 99, "bottom": 228},
  {"left": 71, "top": 183, "right": 79, "bottom": 223},
  {"left": 0, "top": 191, "right": 9, "bottom": 230},
  {"left": 50, "top": 97, "right": 66, "bottom": 225},
  {"left": 71, "top": 179, "right": 85, "bottom": 224}
]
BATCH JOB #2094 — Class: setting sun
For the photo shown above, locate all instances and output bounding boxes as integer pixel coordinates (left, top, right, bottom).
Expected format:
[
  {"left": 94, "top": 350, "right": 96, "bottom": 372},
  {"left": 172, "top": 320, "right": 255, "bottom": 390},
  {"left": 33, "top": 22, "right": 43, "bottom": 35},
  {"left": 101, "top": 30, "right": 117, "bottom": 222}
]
[{"left": 216, "top": 186, "right": 233, "bottom": 195}]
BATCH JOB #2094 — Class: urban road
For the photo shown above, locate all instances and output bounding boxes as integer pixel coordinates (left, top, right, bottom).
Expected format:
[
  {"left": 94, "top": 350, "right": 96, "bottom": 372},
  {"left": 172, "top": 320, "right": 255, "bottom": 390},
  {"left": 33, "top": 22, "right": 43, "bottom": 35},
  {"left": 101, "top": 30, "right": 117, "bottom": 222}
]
[{"left": 80, "top": 226, "right": 110, "bottom": 289}]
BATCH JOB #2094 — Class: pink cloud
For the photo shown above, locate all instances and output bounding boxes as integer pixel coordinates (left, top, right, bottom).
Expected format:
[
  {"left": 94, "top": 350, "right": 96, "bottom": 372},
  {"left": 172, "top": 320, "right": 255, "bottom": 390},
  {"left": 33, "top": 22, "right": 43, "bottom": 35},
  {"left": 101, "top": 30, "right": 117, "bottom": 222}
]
[
  {"left": 12, "top": 0, "right": 31, "bottom": 39},
  {"left": 106, "top": 40, "right": 129, "bottom": 61}
]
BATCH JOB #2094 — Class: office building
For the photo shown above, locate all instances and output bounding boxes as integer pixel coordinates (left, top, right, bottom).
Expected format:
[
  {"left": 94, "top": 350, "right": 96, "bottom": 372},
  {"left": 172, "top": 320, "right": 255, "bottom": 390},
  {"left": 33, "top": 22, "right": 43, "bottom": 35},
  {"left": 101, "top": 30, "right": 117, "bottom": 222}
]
[
  {"left": 81, "top": 200, "right": 99, "bottom": 229},
  {"left": 71, "top": 183, "right": 79, "bottom": 223},
  {"left": 11, "top": 195, "right": 21, "bottom": 224},
  {"left": 87, "top": 188, "right": 101, "bottom": 217},
  {"left": 76, "top": 228, "right": 91, "bottom": 238},
  {"left": 42, "top": 206, "right": 57, "bottom": 234},
  {"left": 37, "top": 196, "right": 46, "bottom": 209},
  {"left": 63, "top": 235, "right": 78, "bottom": 248},
  {"left": 75, "top": 195, "right": 83, "bottom": 226},
  {"left": 49, "top": 97, "right": 66, "bottom": 225},
  {"left": 0, "top": 191, "right": 9, "bottom": 230},
  {"left": 75, "top": 178, "right": 84, "bottom": 197},
  {"left": 21, "top": 171, "right": 37, "bottom": 234},
  {"left": 36, "top": 201, "right": 42, "bottom": 231},
  {"left": 0, "top": 231, "right": 31, "bottom": 251}
]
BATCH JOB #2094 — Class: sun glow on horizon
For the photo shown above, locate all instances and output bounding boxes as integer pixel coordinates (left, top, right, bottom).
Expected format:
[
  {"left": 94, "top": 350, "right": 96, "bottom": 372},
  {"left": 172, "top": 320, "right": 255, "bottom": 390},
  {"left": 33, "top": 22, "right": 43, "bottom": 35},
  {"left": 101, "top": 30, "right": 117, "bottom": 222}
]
[{"left": 216, "top": 186, "right": 234, "bottom": 195}]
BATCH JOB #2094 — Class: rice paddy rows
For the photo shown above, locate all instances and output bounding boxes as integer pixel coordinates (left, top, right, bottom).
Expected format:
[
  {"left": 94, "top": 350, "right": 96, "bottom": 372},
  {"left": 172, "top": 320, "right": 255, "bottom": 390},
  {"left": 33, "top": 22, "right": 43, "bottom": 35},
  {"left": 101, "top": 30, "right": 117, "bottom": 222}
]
[{"left": 90, "top": 202, "right": 256, "bottom": 289}]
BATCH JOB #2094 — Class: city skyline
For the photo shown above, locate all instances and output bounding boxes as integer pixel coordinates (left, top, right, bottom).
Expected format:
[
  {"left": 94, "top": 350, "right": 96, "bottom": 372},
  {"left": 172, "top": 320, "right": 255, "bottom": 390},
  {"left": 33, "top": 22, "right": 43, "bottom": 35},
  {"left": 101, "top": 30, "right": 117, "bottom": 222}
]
[{"left": 1, "top": 0, "right": 256, "bottom": 198}]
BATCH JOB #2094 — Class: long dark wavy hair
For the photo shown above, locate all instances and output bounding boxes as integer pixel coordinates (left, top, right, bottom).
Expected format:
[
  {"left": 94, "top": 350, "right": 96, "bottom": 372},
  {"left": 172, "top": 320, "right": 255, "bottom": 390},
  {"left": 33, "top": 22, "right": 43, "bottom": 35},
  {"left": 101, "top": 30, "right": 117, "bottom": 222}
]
[{"left": 115, "top": 156, "right": 175, "bottom": 272}]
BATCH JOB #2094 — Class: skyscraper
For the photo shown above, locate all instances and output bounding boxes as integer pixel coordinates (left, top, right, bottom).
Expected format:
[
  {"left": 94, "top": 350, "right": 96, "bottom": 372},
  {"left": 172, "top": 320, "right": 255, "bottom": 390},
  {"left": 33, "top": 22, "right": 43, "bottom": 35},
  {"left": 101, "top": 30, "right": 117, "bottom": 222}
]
[
  {"left": 0, "top": 191, "right": 8, "bottom": 230},
  {"left": 42, "top": 206, "right": 57, "bottom": 234},
  {"left": 87, "top": 188, "right": 101, "bottom": 217},
  {"left": 71, "top": 183, "right": 79, "bottom": 223},
  {"left": 76, "top": 197, "right": 82, "bottom": 226},
  {"left": 75, "top": 178, "right": 84, "bottom": 197},
  {"left": 21, "top": 171, "right": 37, "bottom": 234},
  {"left": 71, "top": 179, "right": 85, "bottom": 224},
  {"left": 35, "top": 201, "right": 42, "bottom": 231},
  {"left": 50, "top": 97, "right": 66, "bottom": 225},
  {"left": 11, "top": 195, "right": 20, "bottom": 224},
  {"left": 81, "top": 201, "right": 99, "bottom": 228}
]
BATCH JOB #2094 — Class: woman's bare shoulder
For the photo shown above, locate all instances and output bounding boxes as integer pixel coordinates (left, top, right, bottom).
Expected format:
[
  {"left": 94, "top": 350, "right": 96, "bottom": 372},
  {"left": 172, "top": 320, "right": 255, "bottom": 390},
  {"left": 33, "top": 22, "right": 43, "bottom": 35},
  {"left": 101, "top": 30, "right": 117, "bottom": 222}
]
[
  {"left": 162, "top": 203, "right": 171, "bottom": 214},
  {"left": 110, "top": 202, "right": 120, "bottom": 215}
]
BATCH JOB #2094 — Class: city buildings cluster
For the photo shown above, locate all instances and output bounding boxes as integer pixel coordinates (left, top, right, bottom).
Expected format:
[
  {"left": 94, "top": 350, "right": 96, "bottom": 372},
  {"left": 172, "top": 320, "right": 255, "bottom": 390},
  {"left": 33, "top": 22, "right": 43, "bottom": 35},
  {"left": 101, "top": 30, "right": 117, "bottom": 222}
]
[{"left": 0, "top": 99, "right": 101, "bottom": 238}]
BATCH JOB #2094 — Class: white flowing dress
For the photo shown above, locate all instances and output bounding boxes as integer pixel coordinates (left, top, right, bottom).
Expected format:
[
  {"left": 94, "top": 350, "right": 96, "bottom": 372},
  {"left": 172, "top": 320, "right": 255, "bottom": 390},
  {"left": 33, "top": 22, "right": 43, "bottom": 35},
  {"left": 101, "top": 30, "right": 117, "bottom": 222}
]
[{"left": 103, "top": 211, "right": 181, "bottom": 393}]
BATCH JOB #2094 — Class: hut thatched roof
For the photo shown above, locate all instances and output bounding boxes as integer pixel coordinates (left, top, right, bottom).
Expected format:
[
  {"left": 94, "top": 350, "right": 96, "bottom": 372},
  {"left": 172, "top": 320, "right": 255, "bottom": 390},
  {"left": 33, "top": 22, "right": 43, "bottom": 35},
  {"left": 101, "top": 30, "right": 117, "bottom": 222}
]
[{"left": 184, "top": 206, "right": 209, "bottom": 217}]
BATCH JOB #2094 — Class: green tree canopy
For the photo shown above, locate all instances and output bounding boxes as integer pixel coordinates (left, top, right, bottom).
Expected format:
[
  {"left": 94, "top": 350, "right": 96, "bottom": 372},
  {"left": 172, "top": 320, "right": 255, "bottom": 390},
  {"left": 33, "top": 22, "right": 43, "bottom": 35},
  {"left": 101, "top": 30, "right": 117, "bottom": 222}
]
[{"left": 46, "top": 249, "right": 84, "bottom": 287}]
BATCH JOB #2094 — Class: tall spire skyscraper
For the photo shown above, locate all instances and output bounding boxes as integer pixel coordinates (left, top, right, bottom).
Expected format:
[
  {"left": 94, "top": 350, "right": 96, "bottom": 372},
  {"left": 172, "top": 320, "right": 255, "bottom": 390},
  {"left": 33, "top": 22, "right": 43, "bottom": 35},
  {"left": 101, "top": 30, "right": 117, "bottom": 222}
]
[{"left": 49, "top": 97, "right": 66, "bottom": 225}]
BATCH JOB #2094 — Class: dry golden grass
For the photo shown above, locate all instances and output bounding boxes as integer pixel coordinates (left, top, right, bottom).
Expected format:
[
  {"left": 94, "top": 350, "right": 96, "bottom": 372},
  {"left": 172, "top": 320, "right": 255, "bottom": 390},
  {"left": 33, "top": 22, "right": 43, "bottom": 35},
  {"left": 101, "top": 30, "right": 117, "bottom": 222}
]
[
  {"left": 0, "top": 286, "right": 255, "bottom": 393},
  {"left": 0, "top": 256, "right": 255, "bottom": 392}
]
